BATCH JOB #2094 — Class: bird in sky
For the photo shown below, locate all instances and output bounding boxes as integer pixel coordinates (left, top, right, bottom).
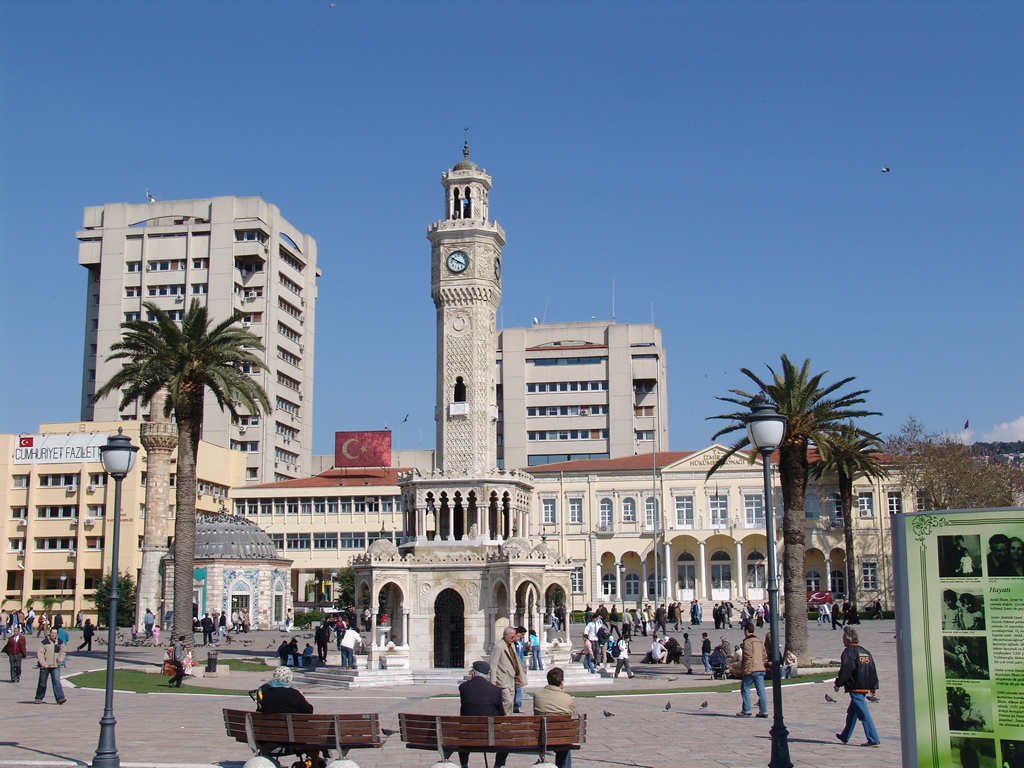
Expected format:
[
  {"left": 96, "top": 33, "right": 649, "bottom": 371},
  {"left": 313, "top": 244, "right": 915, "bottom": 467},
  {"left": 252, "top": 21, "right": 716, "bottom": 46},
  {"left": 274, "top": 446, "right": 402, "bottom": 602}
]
[
  {"left": 882, "top": 165, "right": 890, "bottom": 173},
  {"left": 699, "top": 701, "right": 709, "bottom": 710},
  {"left": 602, "top": 710, "right": 615, "bottom": 718},
  {"left": 825, "top": 693, "right": 837, "bottom": 703},
  {"left": 664, "top": 701, "right": 672, "bottom": 711}
]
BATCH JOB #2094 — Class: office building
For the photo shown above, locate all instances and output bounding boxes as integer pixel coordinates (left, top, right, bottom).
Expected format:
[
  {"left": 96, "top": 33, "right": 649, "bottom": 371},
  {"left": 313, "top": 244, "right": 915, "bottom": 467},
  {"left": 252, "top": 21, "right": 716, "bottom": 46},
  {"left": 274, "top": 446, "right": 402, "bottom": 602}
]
[{"left": 77, "top": 196, "right": 319, "bottom": 483}]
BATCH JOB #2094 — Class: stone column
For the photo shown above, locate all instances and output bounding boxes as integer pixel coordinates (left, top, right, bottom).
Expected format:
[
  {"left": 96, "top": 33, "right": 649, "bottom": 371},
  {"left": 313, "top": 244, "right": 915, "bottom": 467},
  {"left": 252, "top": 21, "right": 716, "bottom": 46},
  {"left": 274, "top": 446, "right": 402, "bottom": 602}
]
[
  {"left": 698, "top": 540, "right": 707, "bottom": 600},
  {"left": 615, "top": 564, "right": 623, "bottom": 604},
  {"left": 825, "top": 555, "right": 832, "bottom": 593},
  {"left": 641, "top": 560, "right": 649, "bottom": 600},
  {"left": 137, "top": 390, "right": 178, "bottom": 632},
  {"left": 402, "top": 609, "right": 410, "bottom": 647},
  {"left": 735, "top": 539, "right": 744, "bottom": 601}
]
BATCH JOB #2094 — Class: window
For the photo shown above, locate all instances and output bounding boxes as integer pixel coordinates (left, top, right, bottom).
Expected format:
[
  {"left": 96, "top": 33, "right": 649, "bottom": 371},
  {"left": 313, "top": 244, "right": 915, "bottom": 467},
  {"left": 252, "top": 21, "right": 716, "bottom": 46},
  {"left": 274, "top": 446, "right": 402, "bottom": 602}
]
[
  {"left": 709, "top": 495, "right": 729, "bottom": 527},
  {"left": 9, "top": 538, "right": 26, "bottom": 553},
  {"left": 86, "top": 537, "right": 104, "bottom": 550},
  {"left": 804, "top": 494, "right": 819, "bottom": 519},
  {"left": 11, "top": 506, "right": 27, "bottom": 519},
  {"left": 285, "top": 533, "right": 311, "bottom": 550},
  {"left": 125, "top": 312, "right": 140, "bottom": 322},
  {"left": 862, "top": 560, "right": 878, "bottom": 590},
  {"left": 674, "top": 495, "right": 694, "bottom": 528},
  {"left": 830, "top": 569, "right": 846, "bottom": 596},
  {"left": 542, "top": 498, "right": 557, "bottom": 525},
  {"left": 126, "top": 261, "right": 141, "bottom": 273},
  {"left": 125, "top": 287, "right": 141, "bottom": 298},
  {"left": 529, "top": 356, "right": 607, "bottom": 366},
  {"left": 645, "top": 497, "right": 658, "bottom": 529},
  {"left": 12, "top": 475, "right": 29, "bottom": 489},
  {"left": 527, "top": 381, "right": 608, "bottom": 393},
  {"left": 192, "top": 283, "right": 208, "bottom": 294},
  {"left": 277, "top": 372, "right": 301, "bottom": 391},
  {"left": 744, "top": 494, "right": 764, "bottom": 528},
  {"left": 287, "top": 499, "right": 299, "bottom": 515},
  {"left": 676, "top": 553, "right": 696, "bottom": 590},
  {"left": 568, "top": 498, "right": 583, "bottom": 524},
  {"left": 229, "top": 440, "right": 259, "bottom": 452},
  {"left": 635, "top": 430, "right": 654, "bottom": 441},
  {"left": 276, "top": 397, "right": 299, "bottom": 416},
  {"left": 570, "top": 567, "right": 584, "bottom": 594},
  {"left": 275, "top": 448, "right": 300, "bottom": 464},
  {"left": 313, "top": 532, "right": 337, "bottom": 550},
  {"left": 39, "top": 474, "right": 79, "bottom": 488},
  {"left": 192, "top": 258, "right": 209, "bottom": 269},
  {"left": 279, "top": 249, "right": 305, "bottom": 273},
  {"left": 746, "top": 551, "right": 766, "bottom": 589},
  {"left": 622, "top": 498, "right": 636, "bottom": 522},
  {"left": 35, "top": 537, "right": 76, "bottom": 551},
  {"left": 37, "top": 505, "right": 78, "bottom": 519},
  {"left": 340, "top": 532, "right": 366, "bottom": 549},
  {"left": 887, "top": 491, "right": 902, "bottom": 515},
  {"left": 634, "top": 405, "right": 654, "bottom": 417},
  {"left": 599, "top": 499, "right": 613, "bottom": 527},
  {"left": 624, "top": 572, "right": 641, "bottom": 598},
  {"left": 279, "top": 272, "right": 303, "bottom": 296},
  {"left": 857, "top": 492, "right": 874, "bottom": 518},
  {"left": 235, "top": 229, "right": 268, "bottom": 243},
  {"left": 246, "top": 468, "right": 259, "bottom": 480},
  {"left": 602, "top": 573, "right": 617, "bottom": 597},
  {"left": 269, "top": 533, "right": 285, "bottom": 550},
  {"left": 301, "top": 500, "right": 312, "bottom": 515},
  {"left": 260, "top": 500, "right": 272, "bottom": 515},
  {"left": 806, "top": 570, "right": 822, "bottom": 591},
  {"left": 313, "top": 498, "right": 325, "bottom": 515}
]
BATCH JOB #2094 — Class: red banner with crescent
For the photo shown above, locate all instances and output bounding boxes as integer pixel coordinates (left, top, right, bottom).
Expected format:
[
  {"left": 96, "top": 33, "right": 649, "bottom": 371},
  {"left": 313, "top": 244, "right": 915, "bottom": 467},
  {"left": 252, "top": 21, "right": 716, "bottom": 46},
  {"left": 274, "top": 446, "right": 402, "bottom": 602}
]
[
  {"left": 334, "top": 431, "right": 391, "bottom": 468},
  {"left": 806, "top": 590, "right": 833, "bottom": 605}
]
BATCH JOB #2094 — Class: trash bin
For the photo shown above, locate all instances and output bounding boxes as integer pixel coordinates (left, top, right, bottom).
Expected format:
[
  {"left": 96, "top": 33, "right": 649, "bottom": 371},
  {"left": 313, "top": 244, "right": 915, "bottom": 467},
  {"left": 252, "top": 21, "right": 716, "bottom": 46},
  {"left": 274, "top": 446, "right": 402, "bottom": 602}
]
[{"left": 207, "top": 650, "right": 219, "bottom": 673}]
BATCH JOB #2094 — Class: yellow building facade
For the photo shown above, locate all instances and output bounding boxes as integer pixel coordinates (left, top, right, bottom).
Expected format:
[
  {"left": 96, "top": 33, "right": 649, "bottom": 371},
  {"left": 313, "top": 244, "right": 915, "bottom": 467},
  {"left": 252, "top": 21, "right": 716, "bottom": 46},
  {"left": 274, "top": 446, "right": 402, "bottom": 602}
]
[{"left": 1, "top": 422, "right": 246, "bottom": 622}]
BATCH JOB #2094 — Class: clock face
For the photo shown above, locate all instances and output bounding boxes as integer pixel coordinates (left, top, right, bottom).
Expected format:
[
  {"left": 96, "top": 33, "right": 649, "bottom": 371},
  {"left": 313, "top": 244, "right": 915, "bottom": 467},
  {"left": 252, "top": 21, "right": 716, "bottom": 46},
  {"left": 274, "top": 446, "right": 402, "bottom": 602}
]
[
  {"left": 494, "top": 255, "right": 501, "bottom": 280},
  {"left": 446, "top": 251, "right": 469, "bottom": 273}
]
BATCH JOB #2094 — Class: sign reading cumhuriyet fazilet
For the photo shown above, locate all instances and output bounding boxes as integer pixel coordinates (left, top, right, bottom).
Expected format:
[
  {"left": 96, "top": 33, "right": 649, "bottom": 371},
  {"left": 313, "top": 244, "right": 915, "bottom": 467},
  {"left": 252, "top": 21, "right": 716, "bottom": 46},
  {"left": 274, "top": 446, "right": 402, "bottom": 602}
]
[
  {"left": 893, "top": 507, "right": 1024, "bottom": 768},
  {"left": 13, "top": 434, "right": 110, "bottom": 464}
]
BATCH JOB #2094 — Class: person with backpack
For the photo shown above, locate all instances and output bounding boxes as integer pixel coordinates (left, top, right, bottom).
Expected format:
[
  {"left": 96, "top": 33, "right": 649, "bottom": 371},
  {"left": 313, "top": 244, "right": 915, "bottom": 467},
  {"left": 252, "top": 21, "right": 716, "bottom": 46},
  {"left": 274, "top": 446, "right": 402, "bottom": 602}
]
[{"left": 614, "top": 631, "right": 635, "bottom": 679}]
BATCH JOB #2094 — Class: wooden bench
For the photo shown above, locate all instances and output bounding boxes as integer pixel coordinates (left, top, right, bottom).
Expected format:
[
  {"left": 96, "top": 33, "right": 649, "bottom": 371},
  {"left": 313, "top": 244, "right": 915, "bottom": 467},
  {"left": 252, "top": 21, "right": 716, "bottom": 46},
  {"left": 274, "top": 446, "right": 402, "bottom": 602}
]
[
  {"left": 399, "top": 713, "right": 586, "bottom": 764},
  {"left": 223, "top": 709, "right": 383, "bottom": 765}
]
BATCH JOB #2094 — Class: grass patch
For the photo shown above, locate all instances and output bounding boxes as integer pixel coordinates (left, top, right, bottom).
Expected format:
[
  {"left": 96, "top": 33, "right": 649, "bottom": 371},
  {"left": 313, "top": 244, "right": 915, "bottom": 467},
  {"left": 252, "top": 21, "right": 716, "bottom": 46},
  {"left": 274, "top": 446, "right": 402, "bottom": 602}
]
[
  {"left": 69, "top": 668, "right": 248, "bottom": 696},
  {"left": 218, "top": 658, "right": 273, "bottom": 673}
]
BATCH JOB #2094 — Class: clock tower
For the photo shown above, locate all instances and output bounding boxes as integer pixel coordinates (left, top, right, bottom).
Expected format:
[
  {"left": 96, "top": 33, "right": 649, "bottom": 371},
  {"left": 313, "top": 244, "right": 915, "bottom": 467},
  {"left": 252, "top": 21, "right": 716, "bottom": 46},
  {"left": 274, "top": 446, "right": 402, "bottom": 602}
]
[{"left": 427, "top": 142, "right": 505, "bottom": 476}]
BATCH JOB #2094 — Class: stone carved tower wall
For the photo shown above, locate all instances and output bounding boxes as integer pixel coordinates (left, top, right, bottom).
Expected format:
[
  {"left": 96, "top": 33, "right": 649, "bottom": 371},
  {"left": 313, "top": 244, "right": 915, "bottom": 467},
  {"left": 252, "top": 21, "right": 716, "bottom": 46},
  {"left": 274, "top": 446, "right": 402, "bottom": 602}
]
[{"left": 428, "top": 145, "right": 505, "bottom": 476}]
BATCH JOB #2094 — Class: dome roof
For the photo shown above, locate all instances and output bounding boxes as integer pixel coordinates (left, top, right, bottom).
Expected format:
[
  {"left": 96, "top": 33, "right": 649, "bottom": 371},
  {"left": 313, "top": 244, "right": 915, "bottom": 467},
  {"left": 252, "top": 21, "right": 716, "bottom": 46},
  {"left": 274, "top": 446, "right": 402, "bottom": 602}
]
[
  {"left": 530, "top": 541, "right": 558, "bottom": 560},
  {"left": 454, "top": 158, "right": 479, "bottom": 172},
  {"left": 170, "top": 513, "right": 281, "bottom": 560},
  {"left": 367, "top": 537, "right": 400, "bottom": 559},
  {"left": 500, "top": 537, "right": 531, "bottom": 559}
]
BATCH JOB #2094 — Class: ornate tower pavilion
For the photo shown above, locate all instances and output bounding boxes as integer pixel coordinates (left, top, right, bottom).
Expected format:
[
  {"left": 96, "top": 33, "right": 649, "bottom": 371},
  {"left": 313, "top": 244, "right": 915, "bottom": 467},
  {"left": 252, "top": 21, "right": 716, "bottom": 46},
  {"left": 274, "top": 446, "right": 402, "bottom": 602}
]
[{"left": 351, "top": 146, "right": 574, "bottom": 677}]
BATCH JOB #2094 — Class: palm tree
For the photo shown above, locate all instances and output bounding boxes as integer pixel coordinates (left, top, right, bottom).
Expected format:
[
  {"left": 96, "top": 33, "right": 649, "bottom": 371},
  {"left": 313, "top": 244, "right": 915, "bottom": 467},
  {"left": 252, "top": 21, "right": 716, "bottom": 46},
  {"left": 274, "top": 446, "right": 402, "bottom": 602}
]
[
  {"left": 810, "top": 427, "right": 889, "bottom": 609},
  {"left": 94, "top": 300, "right": 269, "bottom": 643},
  {"left": 705, "top": 355, "right": 880, "bottom": 661}
]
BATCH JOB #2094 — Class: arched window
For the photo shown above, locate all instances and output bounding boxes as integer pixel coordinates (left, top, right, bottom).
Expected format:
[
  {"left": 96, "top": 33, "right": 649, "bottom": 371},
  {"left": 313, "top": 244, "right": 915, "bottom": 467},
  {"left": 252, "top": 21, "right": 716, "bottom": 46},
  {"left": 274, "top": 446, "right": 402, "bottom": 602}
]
[
  {"left": 806, "top": 569, "right": 822, "bottom": 591},
  {"left": 451, "top": 188, "right": 461, "bottom": 219},
  {"left": 602, "top": 573, "right": 617, "bottom": 597},
  {"left": 830, "top": 569, "right": 845, "bottom": 596},
  {"left": 746, "top": 550, "right": 766, "bottom": 589},
  {"left": 462, "top": 187, "right": 472, "bottom": 219},
  {"left": 805, "top": 494, "right": 820, "bottom": 519},
  {"left": 677, "top": 552, "right": 696, "bottom": 589},
  {"left": 599, "top": 498, "right": 613, "bottom": 526},
  {"left": 645, "top": 497, "right": 658, "bottom": 529},
  {"left": 710, "top": 550, "right": 732, "bottom": 591},
  {"left": 622, "top": 497, "right": 636, "bottom": 523},
  {"left": 454, "top": 376, "right": 467, "bottom": 402},
  {"left": 624, "top": 573, "right": 640, "bottom": 598}
]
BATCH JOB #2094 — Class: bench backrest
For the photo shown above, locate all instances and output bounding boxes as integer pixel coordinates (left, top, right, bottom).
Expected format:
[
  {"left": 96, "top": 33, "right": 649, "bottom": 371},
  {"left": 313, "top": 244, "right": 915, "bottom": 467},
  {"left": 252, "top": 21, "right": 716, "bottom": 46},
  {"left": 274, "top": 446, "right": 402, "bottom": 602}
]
[
  {"left": 399, "top": 713, "right": 585, "bottom": 755},
  {"left": 223, "top": 709, "right": 382, "bottom": 753}
]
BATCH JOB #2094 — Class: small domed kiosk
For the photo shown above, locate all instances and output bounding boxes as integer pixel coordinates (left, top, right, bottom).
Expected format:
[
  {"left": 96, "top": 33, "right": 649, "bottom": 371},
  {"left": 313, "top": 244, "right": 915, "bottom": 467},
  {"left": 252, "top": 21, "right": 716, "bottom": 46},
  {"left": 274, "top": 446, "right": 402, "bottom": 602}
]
[{"left": 163, "top": 513, "right": 293, "bottom": 630}]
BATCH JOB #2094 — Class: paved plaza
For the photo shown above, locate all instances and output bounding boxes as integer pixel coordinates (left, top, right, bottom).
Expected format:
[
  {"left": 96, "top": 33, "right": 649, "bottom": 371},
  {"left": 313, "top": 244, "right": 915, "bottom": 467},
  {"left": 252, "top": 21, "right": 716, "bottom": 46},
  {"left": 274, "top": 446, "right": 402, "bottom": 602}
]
[{"left": 0, "top": 620, "right": 903, "bottom": 768}]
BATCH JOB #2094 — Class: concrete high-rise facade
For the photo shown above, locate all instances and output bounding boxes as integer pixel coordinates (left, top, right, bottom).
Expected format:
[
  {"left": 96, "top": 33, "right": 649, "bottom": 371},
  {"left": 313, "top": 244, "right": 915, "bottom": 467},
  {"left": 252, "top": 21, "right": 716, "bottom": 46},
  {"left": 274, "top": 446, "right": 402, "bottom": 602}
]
[
  {"left": 78, "top": 196, "right": 319, "bottom": 483},
  {"left": 497, "top": 320, "right": 668, "bottom": 469}
]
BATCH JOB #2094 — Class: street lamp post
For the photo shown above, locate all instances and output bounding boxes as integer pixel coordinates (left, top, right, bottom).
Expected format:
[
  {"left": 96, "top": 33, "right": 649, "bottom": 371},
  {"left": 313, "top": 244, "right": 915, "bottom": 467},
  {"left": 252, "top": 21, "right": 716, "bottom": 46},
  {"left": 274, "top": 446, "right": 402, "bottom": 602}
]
[
  {"left": 59, "top": 572, "right": 67, "bottom": 613},
  {"left": 330, "top": 571, "right": 338, "bottom": 609},
  {"left": 745, "top": 392, "right": 792, "bottom": 768},
  {"left": 92, "top": 428, "right": 139, "bottom": 768}
]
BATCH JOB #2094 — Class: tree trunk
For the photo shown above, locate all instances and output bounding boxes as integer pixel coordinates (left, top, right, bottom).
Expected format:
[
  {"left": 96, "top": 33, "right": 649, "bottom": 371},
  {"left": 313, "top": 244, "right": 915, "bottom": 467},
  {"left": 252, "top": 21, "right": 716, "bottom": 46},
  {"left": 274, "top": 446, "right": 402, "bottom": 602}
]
[
  {"left": 779, "top": 439, "right": 809, "bottom": 663},
  {"left": 839, "top": 468, "right": 858, "bottom": 609},
  {"left": 171, "top": 407, "right": 202, "bottom": 646}
]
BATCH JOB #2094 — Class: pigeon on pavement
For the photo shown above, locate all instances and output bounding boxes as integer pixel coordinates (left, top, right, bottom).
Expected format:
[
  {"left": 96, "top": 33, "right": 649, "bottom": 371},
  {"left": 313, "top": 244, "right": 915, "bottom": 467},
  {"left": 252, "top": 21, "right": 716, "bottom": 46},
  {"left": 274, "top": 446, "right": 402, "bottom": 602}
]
[
  {"left": 699, "top": 701, "right": 709, "bottom": 710},
  {"left": 603, "top": 710, "right": 615, "bottom": 718},
  {"left": 665, "top": 701, "right": 671, "bottom": 711},
  {"left": 866, "top": 695, "right": 879, "bottom": 703},
  {"left": 382, "top": 728, "right": 398, "bottom": 736},
  {"left": 825, "top": 694, "right": 837, "bottom": 703}
]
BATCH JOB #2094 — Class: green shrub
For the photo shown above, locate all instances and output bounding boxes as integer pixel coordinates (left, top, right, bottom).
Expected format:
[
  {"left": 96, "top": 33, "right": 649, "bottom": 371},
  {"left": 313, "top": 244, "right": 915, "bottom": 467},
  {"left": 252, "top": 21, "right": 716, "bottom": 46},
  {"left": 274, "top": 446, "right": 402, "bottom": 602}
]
[{"left": 295, "top": 610, "right": 323, "bottom": 628}]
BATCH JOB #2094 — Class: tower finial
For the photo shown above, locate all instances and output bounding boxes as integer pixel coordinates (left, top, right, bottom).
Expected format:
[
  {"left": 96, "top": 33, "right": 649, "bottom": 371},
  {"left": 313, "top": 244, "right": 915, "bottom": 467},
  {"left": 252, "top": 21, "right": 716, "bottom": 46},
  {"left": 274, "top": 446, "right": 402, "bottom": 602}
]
[{"left": 463, "top": 126, "right": 470, "bottom": 160}]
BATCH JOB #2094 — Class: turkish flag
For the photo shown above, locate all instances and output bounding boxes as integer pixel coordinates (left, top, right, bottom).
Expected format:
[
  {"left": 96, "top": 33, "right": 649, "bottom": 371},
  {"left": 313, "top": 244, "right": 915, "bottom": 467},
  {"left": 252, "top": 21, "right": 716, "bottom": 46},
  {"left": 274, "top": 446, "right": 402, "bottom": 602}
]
[
  {"left": 19, "top": 436, "right": 34, "bottom": 448},
  {"left": 335, "top": 431, "right": 391, "bottom": 468}
]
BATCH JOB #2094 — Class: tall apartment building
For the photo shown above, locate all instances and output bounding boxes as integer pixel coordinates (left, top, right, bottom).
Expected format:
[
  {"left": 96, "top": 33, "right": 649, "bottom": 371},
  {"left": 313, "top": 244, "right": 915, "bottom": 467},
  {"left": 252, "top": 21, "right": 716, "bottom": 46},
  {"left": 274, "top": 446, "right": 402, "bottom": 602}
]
[
  {"left": 497, "top": 320, "right": 668, "bottom": 469},
  {"left": 78, "top": 196, "right": 319, "bottom": 483}
]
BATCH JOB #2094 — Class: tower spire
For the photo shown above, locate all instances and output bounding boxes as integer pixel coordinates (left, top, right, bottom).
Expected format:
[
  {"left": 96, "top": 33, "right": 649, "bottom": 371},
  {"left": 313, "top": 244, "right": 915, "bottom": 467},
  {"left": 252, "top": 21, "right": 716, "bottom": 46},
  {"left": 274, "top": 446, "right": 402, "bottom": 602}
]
[{"left": 463, "top": 126, "right": 470, "bottom": 160}]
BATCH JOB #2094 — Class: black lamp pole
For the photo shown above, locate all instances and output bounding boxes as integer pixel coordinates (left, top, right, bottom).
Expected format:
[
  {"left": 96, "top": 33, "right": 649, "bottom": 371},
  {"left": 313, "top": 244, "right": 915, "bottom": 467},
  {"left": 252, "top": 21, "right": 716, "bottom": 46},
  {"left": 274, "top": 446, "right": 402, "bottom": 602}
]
[
  {"left": 92, "top": 428, "right": 138, "bottom": 768},
  {"left": 746, "top": 393, "right": 792, "bottom": 768}
]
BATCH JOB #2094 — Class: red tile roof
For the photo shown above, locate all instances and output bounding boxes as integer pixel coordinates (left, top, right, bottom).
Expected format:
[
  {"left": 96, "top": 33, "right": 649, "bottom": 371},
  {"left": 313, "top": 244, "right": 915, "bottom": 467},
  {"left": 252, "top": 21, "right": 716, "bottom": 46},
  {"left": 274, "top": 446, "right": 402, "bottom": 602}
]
[
  {"left": 526, "top": 451, "right": 698, "bottom": 473},
  {"left": 249, "top": 466, "right": 404, "bottom": 489}
]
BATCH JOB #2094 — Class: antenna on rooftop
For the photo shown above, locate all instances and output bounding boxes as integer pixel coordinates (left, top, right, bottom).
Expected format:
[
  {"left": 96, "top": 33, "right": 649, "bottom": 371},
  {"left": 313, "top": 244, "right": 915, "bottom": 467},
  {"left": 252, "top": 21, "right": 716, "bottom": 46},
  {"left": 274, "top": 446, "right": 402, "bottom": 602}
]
[{"left": 146, "top": 189, "right": 156, "bottom": 203}]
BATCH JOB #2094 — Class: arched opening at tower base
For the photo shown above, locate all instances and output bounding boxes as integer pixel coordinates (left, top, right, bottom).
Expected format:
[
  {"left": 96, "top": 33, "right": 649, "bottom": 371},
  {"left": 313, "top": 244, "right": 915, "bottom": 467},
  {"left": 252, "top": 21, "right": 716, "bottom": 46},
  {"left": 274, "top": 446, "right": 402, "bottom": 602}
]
[{"left": 433, "top": 588, "right": 465, "bottom": 668}]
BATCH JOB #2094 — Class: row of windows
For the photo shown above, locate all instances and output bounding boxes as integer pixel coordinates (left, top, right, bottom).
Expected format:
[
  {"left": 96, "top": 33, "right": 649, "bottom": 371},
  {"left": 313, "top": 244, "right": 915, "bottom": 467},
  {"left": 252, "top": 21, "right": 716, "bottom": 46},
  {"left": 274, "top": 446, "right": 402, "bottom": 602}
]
[
  {"left": 528, "top": 430, "right": 609, "bottom": 441},
  {"left": 529, "top": 356, "right": 606, "bottom": 366},
  {"left": 279, "top": 250, "right": 305, "bottom": 273},
  {"left": 804, "top": 491, "right": 892, "bottom": 519},
  {"left": 279, "top": 272, "right": 303, "bottom": 296},
  {"left": 276, "top": 397, "right": 300, "bottom": 416},
  {"left": 278, "top": 347, "right": 302, "bottom": 367},
  {"left": 235, "top": 496, "right": 402, "bottom": 516},
  {"left": 11, "top": 473, "right": 107, "bottom": 490},
  {"left": 527, "top": 381, "right": 608, "bottom": 393},
  {"left": 268, "top": 531, "right": 400, "bottom": 551},
  {"left": 527, "top": 405, "right": 609, "bottom": 417},
  {"left": 278, "top": 371, "right": 301, "bottom": 391},
  {"left": 275, "top": 448, "right": 300, "bottom": 464},
  {"left": 526, "top": 453, "right": 609, "bottom": 466},
  {"left": 230, "top": 440, "right": 260, "bottom": 452},
  {"left": 235, "top": 229, "right": 269, "bottom": 244}
]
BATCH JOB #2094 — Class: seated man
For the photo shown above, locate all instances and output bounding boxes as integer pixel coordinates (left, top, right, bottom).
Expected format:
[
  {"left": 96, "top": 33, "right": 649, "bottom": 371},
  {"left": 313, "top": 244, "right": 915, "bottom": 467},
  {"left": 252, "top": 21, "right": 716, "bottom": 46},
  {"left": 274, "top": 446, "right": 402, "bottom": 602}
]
[
  {"left": 663, "top": 636, "right": 682, "bottom": 664},
  {"left": 458, "top": 660, "right": 507, "bottom": 768},
  {"left": 642, "top": 635, "right": 666, "bottom": 664},
  {"left": 532, "top": 667, "right": 577, "bottom": 768},
  {"left": 254, "top": 667, "right": 318, "bottom": 768}
]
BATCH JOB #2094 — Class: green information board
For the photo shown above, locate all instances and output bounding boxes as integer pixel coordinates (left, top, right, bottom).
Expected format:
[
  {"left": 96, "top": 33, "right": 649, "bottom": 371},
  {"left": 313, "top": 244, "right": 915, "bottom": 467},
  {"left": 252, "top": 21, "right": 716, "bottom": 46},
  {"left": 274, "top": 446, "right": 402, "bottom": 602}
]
[{"left": 893, "top": 507, "right": 1024, "bottom": 768}]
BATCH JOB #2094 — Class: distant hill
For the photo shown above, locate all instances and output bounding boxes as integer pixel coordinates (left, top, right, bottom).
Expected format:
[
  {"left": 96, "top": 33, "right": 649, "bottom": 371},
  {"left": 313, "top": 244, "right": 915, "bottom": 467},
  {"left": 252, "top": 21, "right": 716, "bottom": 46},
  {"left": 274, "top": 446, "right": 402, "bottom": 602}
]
[{"left": 971, "top": 441, "right": 1024, "bottom": 456}]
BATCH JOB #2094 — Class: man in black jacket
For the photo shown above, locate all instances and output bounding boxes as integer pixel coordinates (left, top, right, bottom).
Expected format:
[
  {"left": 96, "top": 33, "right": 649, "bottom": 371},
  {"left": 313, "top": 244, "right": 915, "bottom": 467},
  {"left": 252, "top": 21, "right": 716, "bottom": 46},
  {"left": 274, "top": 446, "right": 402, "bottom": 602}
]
[
  {"left": 259, "top": 665, "right": 314, "bottom": 714},
  {"left": 458, "top": 660, "right": 506, "bottom": 768},
  {"left": 834, "top": 626, "right": 880, "bottom": 747}
]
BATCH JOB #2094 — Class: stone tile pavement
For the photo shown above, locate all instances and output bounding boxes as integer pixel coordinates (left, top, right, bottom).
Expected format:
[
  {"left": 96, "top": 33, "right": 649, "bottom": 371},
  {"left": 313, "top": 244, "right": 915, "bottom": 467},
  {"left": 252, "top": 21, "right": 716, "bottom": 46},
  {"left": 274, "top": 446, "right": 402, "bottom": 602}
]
[{"left": 0, "top": 620, "right": 903, "bottom": 768}]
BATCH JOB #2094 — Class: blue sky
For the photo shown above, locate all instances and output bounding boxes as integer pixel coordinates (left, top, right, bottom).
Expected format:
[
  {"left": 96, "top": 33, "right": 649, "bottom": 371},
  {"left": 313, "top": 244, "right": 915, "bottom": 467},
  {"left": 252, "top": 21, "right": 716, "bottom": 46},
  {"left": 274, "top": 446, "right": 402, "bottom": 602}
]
[{"left": 2, "top": 1, "right": 1022, "bottom": 455}]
